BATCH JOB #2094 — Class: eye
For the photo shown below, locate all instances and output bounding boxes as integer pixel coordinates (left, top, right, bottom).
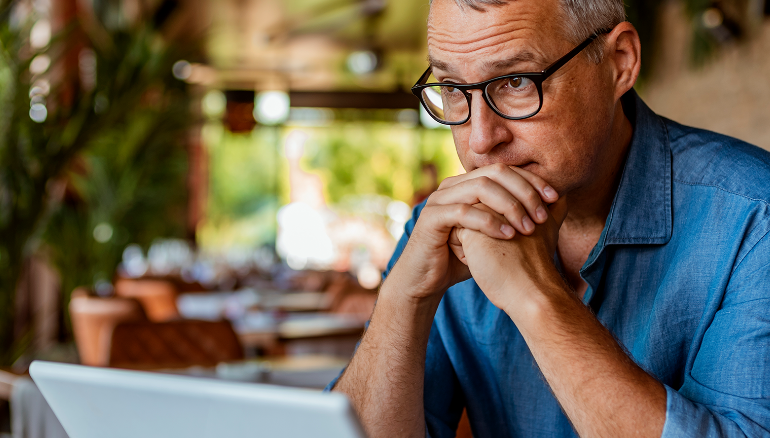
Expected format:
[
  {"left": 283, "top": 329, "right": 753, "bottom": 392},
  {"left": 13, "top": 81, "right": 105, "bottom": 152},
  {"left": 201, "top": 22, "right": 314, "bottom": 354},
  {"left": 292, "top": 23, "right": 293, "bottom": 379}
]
[
  {"left": 441, "top": 85, "right": 463, "bottom": 98},
  {"left": 505, "top": 77, "right": 524, "bottom": 89}
]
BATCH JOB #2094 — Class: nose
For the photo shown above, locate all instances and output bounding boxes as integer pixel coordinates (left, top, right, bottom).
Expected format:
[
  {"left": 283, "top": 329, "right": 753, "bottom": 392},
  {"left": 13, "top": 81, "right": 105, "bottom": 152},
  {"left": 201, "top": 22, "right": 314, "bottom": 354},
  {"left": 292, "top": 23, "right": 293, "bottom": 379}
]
[{"left": 466, "top": 90, "right": 513, "bottom": 156}]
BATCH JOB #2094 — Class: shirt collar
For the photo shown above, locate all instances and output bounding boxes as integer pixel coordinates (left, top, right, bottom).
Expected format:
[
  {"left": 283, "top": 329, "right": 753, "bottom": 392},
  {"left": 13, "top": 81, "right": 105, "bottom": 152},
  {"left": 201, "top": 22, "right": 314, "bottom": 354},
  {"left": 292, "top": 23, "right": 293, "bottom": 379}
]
[{"left": 600, "top": 89, "right": 673, "bottom": 246}]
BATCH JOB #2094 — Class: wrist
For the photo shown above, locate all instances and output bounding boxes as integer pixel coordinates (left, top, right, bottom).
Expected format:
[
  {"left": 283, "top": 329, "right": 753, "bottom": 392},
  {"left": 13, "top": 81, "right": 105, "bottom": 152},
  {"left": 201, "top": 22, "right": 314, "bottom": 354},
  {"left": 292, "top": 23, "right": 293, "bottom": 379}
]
[
  {"left": 384, "top": 250, "right": 451, "bottom": 304},
  {"left": 499, "top": 267, "right": 572, "bottom": 322},
  {"left": 365, "top": 278, "right": 441, "bottom": 351},
  {"left": 378, "top": 274, "right": 444, "bottom": 314}
]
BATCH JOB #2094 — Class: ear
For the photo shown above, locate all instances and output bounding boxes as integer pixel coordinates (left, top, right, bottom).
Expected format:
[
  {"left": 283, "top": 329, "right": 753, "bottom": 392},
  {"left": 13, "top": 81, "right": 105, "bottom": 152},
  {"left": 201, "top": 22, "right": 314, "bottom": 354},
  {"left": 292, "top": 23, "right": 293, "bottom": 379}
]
[{"left": 606, "top": 22, "right": 642, "bottom": 101}]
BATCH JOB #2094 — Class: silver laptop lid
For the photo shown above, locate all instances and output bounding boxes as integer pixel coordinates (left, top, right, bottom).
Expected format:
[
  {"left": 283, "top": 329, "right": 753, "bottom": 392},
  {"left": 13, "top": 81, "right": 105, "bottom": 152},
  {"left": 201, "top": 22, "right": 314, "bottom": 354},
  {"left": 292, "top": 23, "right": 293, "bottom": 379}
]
[{"left": 29, "top": 361, "right": 365, "bottom": 438}]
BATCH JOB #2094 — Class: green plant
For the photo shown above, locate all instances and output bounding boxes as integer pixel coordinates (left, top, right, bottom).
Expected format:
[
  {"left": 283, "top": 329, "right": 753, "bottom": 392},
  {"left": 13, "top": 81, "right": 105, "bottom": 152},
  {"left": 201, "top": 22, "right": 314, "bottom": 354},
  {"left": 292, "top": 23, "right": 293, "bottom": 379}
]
[
  {"left": 45, "top": 76, "right": 190, "bottom": 313},
  {"left": 0, "top": 1, "right": 193, "bottom": 365}
]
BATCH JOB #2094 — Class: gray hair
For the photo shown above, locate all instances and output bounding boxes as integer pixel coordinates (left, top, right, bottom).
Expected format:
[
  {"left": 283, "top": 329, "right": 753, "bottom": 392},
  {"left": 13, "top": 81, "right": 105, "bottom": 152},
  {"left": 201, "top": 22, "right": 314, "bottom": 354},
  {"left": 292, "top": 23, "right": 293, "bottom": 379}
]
[{"left": 433, "top": 0, "right": 626, "bottom": 63}]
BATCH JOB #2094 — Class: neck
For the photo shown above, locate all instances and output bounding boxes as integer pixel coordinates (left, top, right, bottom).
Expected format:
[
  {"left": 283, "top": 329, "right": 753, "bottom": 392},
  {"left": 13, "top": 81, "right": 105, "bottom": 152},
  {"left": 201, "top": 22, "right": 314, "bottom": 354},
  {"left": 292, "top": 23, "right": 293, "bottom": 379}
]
[{"left": 563, "top": 104, "right": 633, "bottom": 233}]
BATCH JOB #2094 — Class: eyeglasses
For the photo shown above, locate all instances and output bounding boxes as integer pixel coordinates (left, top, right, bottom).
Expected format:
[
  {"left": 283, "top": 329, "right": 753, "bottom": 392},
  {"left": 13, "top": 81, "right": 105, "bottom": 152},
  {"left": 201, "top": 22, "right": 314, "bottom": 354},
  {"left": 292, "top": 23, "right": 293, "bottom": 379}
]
[{"left": 411, "top": 29, "right": 612, "bottom": 125}]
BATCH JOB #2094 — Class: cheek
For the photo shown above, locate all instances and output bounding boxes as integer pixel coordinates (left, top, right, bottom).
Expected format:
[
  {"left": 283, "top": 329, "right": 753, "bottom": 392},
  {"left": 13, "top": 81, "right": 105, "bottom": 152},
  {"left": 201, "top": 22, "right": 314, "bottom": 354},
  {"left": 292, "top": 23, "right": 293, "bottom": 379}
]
[
  {"left": 510, "top": 111, "right": 610, "bottom": 192},
  {"left": 450, "top": 126, "right": 473, "bottom": 172},
  {"left": 543, "top": 119, "right": 613, "bottom": 191}
]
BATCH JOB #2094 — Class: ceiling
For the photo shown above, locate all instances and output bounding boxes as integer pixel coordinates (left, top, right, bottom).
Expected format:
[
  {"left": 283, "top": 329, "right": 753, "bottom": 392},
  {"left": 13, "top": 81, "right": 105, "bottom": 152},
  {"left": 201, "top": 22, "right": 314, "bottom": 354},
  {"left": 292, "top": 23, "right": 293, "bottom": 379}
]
[{"left": 204, "top": 0, "right": 430, "bottom": 92}]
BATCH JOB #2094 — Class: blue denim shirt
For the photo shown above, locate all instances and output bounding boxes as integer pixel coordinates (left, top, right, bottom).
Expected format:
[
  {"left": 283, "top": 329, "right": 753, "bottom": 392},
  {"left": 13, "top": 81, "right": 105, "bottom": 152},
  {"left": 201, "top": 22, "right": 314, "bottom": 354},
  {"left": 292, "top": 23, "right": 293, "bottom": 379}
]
[{"left": 328, "top": 91, "right": 770, "bottom": 437}]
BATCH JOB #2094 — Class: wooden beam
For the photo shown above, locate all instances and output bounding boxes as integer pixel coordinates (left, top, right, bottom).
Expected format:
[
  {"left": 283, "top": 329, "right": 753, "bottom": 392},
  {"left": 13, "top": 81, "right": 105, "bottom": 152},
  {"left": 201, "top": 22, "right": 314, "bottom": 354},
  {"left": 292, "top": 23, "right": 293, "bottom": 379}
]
[
  {"left": 289, "top": 91, "right": 419, "bottom": 110},
  {"left": 224, "top": 89, "right": 419, "bottom": 110}
]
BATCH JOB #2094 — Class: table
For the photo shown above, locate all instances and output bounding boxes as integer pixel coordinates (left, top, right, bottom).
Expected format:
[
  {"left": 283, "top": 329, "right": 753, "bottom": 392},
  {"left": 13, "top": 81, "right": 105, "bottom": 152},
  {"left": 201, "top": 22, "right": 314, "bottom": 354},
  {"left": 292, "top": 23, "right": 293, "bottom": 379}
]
[
  {"left": 235, "top": 313, "right": 365, "bottom": 357},
  {"left": 163, "top": 355, "right": 349, "bottom": 389},
  {"left": 176, "top": 289, "right": 333, "bottom": 321},
  {"left": 176, "top": 289, "right": 365, "bottom": 356}
]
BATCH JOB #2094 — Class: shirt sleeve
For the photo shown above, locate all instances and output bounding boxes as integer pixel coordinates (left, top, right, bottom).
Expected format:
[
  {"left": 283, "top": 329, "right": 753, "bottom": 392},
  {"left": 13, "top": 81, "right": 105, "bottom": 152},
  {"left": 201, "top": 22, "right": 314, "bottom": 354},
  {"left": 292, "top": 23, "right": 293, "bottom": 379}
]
[
  {"left": 423, "top": 318, "right": 465, "bottom": 438},
  {"left": 661, "top": 231, "right": 770, "bottom": 437}
]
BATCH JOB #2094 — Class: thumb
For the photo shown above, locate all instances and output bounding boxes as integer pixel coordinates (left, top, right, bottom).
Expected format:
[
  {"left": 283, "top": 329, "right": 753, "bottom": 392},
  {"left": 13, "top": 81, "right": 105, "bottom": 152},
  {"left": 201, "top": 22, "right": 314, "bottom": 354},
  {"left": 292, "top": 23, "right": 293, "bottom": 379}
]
[{"left": 548, "top": 196, "right": 569, "bottom": 227}]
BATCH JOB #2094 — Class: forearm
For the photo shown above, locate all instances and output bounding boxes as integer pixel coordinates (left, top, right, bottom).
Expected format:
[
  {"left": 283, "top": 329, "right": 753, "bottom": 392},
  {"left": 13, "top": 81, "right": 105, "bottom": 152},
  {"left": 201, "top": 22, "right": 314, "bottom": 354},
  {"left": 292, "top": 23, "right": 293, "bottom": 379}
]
[
  {"left": 333, "top": 273, "right": 441, "bottom": 438},
  {"left": 508, "top": 278, "right": 666, "bottom": 438}
]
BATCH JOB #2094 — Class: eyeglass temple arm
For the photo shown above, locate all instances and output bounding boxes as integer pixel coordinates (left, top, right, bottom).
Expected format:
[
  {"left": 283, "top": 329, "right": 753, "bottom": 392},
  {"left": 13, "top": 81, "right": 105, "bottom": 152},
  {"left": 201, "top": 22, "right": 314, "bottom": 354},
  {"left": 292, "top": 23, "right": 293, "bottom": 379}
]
[
  {"left": 415, "top": 67, "right": 433, "bottom": 86},
  {"left": 541, "top": 29, "right": 613, "bottom": 79}
]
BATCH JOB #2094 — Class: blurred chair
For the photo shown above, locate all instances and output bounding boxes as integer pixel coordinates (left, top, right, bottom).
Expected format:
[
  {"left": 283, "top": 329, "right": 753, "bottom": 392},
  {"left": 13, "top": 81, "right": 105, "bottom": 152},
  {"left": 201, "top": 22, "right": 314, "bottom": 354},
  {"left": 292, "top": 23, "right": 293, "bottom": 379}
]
[
  {"left": 265, "top": 275, "right": 375, "bottom": 357},
  {"left": 330, "top": 292, "right": 377, "bottom": 322},
  {"left": 108, "top": 320, "right": 244, "bottom": 370},
  {"left": 325, "top": 272, "right": 375, "bottom": 315},
  {"left": 114, "top": 278, "right": 180, "bottom": 322},
  {"left": 290, "top": 270, "right": 333, "bottom": 292},
  {"left": 69, "top": 288, "right": 147, "bottom": 367},
  {"left": 457, "top": 409, "right": 473, "bottom": 438}
]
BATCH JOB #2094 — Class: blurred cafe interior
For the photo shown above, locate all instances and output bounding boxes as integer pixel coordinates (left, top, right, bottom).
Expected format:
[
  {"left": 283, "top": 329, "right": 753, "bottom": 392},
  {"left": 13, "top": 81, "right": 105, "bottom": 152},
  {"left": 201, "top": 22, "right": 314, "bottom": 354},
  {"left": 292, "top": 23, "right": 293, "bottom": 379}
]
[{"left": 0, "top": 0, "right": 769, "bottom": 436}]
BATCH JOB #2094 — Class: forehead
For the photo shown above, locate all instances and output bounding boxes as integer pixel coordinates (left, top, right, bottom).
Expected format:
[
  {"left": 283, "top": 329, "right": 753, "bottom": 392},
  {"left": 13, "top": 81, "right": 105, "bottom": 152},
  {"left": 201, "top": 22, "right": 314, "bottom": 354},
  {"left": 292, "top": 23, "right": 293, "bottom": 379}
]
[{"left": 427, "top": 0, "right": 564, "bottom": 74}]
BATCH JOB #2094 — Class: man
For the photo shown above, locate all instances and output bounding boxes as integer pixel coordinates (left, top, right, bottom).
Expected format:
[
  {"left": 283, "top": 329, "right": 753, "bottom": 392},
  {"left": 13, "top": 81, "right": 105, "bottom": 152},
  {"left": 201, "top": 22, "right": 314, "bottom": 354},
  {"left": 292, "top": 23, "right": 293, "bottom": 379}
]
[{"left": 327, "top": 0, "right": 770, "bottom": 436}]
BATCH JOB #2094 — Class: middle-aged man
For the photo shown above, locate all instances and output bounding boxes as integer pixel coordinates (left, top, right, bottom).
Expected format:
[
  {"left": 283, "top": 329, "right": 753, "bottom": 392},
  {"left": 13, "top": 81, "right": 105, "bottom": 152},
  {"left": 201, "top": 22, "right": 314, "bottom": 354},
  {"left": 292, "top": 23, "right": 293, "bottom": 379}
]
[{"left": 327, "top": 0, "right": 770, "bottom": 436}]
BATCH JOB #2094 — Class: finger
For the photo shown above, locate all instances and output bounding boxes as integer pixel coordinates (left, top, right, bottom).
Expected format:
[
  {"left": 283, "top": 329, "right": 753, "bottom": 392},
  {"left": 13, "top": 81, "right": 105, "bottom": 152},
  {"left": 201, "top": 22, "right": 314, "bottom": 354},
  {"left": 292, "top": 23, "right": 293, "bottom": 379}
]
[
  {"left": 428, "top": 177, "right": 535, "bottom": 235},
  {"left": 548, "top": 196, "right": 569, "bottom": 227},
  {"left": 435, "top": 163, "right": 551, "bottom": 225},
  {"left": 439, "top": 163, "right": 557, "bottom": 204},
  {"left": 448, "top": 228, "right": 468, "bottom": 265},
  {"left": 421, "top": 204, "right": 516, "bottom": 241},
  {"left": 508, "top": 166, "right": 559, "bottom": 203},
  {"left": 437, "top": 173, "right": 461, "bottom": 191}
]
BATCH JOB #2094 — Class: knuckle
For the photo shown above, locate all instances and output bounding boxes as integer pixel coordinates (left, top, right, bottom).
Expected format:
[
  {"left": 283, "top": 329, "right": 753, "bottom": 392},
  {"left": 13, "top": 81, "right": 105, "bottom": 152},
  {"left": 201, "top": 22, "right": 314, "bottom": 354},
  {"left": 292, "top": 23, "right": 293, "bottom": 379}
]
[
  {"left": 508, "top": 199, "right": 525, "bottom": 216},
  {"left": 491, "top": 162, "right": 508, "bottom": 174},
  {"left": 473, "top": 176, "right": 492, "bottom": 188},
  {"left": 454, "top": 204, "right": 471, "bottom": 216},
  {"left": 524, "top": 188, "right": 540, "bottom": 205},
  {"left": 480, "top": 213, "right": 496, "bottom": 228},
  {"left": 420, "top": 205, "right": 437, "bottom": 218}
]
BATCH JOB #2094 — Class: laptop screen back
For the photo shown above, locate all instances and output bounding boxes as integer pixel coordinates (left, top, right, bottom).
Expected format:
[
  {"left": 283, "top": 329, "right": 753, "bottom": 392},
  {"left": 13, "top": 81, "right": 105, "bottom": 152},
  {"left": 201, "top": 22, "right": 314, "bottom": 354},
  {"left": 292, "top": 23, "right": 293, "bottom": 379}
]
[{"left": 29, "top": 361, "right": 365, "bottom": 438}]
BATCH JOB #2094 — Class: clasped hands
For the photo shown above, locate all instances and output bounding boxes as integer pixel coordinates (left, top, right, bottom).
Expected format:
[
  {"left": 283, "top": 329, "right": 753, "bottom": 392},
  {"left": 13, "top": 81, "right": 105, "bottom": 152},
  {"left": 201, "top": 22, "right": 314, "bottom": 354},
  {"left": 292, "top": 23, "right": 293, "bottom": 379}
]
[{"left": 396, "top": 163, "right": 568, "bottom": 315}]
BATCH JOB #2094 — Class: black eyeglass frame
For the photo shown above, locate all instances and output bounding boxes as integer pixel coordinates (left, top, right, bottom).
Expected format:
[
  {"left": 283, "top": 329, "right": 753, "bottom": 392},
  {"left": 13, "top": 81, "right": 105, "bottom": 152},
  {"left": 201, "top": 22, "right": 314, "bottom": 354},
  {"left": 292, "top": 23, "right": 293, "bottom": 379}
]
[{"left": 411, "top": 29, "right": 613, "bottom": 125}]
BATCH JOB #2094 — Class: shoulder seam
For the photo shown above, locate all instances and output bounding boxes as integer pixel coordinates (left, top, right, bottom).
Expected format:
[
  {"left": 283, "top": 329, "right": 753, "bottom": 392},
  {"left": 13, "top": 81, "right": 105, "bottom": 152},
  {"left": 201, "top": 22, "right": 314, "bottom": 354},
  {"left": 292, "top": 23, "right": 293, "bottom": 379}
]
[
  {"left": 732, "top": 226, "right": 770, "bottom": 274},
  {"left": 718, "top": 296, "right": 770, "bottom": 308},
  {"left": 673, "top": 179, "right": 770, "bottom": 207}
]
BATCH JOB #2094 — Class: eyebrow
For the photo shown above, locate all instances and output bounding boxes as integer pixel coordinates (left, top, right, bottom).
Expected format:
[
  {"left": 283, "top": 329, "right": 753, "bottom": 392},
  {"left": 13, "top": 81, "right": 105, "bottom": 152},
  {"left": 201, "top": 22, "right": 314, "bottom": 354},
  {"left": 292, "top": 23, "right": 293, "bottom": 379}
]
[
  {"left": 482, "top": 51, "right": 543, "bottom": 72},
  {"left": 427, "top": 55, "right": 453, "bottom": 73},
  {"left": 428, "top": 50, "right": 545, "bottom": 77}
]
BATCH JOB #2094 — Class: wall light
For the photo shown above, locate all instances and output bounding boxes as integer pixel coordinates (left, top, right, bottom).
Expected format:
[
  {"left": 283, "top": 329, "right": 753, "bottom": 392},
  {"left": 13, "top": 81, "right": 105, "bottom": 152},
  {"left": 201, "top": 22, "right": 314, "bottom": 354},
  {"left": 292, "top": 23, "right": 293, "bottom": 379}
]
[
  {"left": 347, "top": 50, "right": 379, "bottom": 75},
  {"left": 254, "top": 91, "right": 290, "bottom": 125},
  {"left": 202, "top": 90, "right": 226, "bottom": 118}
]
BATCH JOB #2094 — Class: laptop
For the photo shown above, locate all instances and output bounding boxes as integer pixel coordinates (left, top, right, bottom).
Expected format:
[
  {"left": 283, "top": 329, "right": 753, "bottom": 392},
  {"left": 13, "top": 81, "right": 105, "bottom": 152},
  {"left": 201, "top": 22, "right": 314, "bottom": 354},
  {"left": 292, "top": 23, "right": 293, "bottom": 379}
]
[{"left": 29, "top": 361, "right": 366, "bottom": 438}]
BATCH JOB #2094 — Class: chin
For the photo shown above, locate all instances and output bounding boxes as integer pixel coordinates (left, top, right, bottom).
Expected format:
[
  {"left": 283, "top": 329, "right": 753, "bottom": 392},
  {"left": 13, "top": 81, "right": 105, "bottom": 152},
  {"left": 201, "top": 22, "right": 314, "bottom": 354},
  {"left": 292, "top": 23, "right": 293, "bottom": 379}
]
[
  {"left": 519, "top": 163, "right": 565, "bottom": 192},
  {"left": 520, "top": 162, "right": 555, "bottom": 185}
]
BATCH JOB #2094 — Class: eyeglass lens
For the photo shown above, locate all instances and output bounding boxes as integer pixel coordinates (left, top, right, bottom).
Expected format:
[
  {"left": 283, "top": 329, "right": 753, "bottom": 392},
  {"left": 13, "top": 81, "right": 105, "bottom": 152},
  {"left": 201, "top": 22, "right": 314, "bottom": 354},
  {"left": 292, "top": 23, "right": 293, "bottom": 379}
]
[{"left": 420, "top": 72, "right": 541, "bottom": 123}]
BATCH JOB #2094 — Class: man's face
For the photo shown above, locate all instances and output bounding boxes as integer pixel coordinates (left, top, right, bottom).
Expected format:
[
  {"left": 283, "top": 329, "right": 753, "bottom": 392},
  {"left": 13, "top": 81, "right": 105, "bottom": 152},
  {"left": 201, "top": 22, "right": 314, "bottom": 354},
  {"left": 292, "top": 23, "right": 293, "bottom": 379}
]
[{"left": 427, "top": 0, "right": 620, "bottom": 195}]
